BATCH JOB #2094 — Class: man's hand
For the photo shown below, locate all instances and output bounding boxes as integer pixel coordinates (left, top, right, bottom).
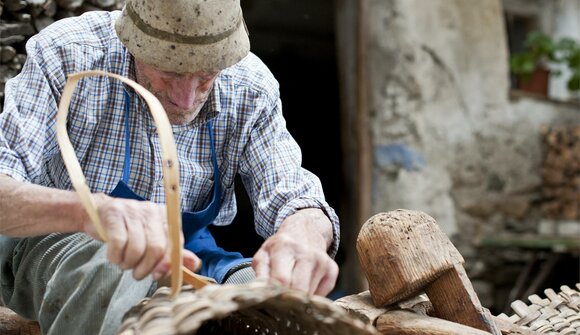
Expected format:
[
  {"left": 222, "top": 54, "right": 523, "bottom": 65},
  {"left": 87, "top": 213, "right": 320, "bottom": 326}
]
[
  {"left": 0, "top": 176, "right": 200, "bottom": 280},
  {"left": 88, "top": 194, "right": 201, "bottom": 280},
  {"left": 252, "top": 208, "right": 338, "bottom": 296}
]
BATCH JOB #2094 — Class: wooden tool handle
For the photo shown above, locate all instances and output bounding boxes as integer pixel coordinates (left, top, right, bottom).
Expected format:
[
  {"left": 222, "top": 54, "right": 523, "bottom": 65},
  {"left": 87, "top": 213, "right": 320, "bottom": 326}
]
[
  {"left": 425, "top": 263, "right": 498, "bottom": 334},
  {"left": 56, "top": 70, "right": 213, "bottom": 296}
]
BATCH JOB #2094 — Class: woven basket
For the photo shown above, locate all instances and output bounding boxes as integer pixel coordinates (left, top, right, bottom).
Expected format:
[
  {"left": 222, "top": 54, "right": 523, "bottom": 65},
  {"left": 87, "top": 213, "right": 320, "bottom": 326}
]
[
  {"left": 498, "top": 283, "right": 580, "bottom": 334},
  {"left": 117, "top": 280, "right": 379, "bottom": 335}
]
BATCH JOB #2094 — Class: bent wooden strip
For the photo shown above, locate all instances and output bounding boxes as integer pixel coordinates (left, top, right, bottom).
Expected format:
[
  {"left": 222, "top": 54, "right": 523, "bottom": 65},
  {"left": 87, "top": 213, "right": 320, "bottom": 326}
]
[{"left": 56, "top": 70, "right": 211, "bottom": 296}]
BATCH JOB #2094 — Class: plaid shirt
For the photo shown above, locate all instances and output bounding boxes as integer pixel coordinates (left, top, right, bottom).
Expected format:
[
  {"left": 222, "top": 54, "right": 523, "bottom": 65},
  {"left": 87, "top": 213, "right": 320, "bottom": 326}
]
[{"left": 0, "top": 10, "right": 339, "bottom": 257}]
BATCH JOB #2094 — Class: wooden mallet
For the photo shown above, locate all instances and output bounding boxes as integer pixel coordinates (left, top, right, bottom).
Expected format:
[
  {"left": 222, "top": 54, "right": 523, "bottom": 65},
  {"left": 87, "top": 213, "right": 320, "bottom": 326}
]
[{"left": 357, "top": 210, "right": 500, "bottom": 334}]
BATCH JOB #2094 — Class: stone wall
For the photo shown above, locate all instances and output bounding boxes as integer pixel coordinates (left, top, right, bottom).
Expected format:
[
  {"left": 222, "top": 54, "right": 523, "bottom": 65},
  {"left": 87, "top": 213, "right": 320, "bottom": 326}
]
[
  {"left": 360, "top": 0, "right": 579, "bottom": 241},
  {"left": 366, "top": 0, "right": 509, "bottom": 234},
  {"left": 336, "top": 0, "right": 579, "bottom": 309}
]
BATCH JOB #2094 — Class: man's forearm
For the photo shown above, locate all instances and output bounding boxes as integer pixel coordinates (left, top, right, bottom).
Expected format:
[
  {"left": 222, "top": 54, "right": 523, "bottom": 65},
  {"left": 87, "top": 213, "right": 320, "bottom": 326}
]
[{"left": 0, "top": 174, "right": 86, "bottom": 237}]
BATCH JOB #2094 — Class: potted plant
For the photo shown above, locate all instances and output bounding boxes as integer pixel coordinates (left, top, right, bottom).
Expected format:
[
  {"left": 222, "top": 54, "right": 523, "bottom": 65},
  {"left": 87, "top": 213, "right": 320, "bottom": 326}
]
[{"left": 510, "top": 32, "right": 580, "bottom": 97}]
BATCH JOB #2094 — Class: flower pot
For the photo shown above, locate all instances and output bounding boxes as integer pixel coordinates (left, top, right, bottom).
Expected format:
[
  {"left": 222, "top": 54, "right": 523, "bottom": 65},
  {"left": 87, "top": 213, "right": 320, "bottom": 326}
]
[{"left": 517, "top": 67, "right": 550, "bottom": 96}]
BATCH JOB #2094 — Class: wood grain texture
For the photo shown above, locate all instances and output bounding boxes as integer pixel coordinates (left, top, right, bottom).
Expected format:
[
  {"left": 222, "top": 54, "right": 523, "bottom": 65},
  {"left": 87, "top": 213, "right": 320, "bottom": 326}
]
[
  {"left": 425, "top": 264, "right": 498, "bottom": 333},
  {"left": 334, "top": 291, "right": 393, "bottom": 325},
  {"left": 357, "top": 210, "right": 499, "bottom": 334},
  {"left": 376, "top": 310, "right": 491, "bottom": 335},
  {"left": 335, "top": 291, "right": 432, "bottom": 325},
  {"left": 356, "top": 210, "right": 463, "bottom": 306},
  {"left": 0, "top": 306, "right": 41, "bottom": 335}
]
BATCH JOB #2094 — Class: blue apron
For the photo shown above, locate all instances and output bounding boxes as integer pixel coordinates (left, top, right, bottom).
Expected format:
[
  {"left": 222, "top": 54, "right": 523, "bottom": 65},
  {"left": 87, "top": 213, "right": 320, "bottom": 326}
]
[{"left": 109, "top": 91, "right": 251, "bottom": 283}]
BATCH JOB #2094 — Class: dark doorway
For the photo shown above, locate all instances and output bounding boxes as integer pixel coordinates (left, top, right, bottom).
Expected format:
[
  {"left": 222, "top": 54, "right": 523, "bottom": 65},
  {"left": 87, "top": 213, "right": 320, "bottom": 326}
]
[{"left": 209, "top": 0, "right": 345, "bottom": 288}]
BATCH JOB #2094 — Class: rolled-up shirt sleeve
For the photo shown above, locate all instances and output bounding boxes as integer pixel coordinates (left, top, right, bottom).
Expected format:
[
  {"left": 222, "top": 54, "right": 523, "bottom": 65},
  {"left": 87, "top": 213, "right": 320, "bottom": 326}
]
[
  {"left": 0, "top": 36, "right": 62, "bottom": 184},
  {"left": 239, "top": 94, "right": 340, "bottom": 258}
]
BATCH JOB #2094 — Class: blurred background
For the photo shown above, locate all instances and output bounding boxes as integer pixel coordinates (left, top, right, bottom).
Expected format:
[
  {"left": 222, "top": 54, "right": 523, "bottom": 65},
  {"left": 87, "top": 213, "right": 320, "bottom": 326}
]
[{"left": 1, "top": 0, "right": 578, "bottom": 316}]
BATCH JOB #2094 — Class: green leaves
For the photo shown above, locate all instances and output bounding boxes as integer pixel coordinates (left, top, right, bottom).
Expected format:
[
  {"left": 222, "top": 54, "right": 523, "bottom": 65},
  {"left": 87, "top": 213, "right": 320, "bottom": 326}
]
[
  {"left": 568, "top": 72, "right": 579, "bottom": 91},
  {"left": 510, "top": 53, "right": 538, "bottom": 75},
  {"left": 510, "top": 32, "right": 580, "bottom": 92}
]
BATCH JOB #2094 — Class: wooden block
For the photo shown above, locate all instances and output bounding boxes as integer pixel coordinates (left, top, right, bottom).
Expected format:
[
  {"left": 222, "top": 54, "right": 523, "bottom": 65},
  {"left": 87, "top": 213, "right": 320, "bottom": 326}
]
[
  {"left": 334, "top": 291, "right": 394, "bottom": 325},
  {"left": 334, "top": 291, "right": 432, "bottom": 326},
  {"left": 356, "top": 210, "right": 463, "bottom": 306},
  {"left": 376, "top": 310, "right": 491, "bottom": 335},
  {"left": 0, "top": 306, "right": 41, "bottom": 335},
  {"left": 357, "top": 210, "right": 499, "bottom": 334}
]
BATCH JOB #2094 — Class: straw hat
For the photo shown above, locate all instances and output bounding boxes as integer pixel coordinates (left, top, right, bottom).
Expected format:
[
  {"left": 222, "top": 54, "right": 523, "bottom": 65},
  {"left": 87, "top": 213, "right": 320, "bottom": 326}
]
[{"left": 115, "top": 0, "right": 250, "bottom": 73}]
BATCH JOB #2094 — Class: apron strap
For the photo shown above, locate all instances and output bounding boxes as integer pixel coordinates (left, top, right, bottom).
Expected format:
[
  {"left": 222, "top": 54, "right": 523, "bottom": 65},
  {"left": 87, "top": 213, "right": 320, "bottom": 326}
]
[{"left": 122, "top": 90, "right": 132, "bottom": 184}]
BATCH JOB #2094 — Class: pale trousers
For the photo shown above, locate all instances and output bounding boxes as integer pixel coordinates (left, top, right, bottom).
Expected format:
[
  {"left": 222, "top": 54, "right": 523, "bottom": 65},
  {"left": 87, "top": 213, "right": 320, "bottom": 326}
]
[{"left": 0, "top": 233, "right": 157, "bottom": 335}]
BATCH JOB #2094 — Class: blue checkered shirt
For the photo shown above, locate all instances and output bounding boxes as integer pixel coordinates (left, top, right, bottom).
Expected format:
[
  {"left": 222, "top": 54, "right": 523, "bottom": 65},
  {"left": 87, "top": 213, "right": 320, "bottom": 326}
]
[{"left": 0, "top": 10, "right": 339, "bottom": 257}]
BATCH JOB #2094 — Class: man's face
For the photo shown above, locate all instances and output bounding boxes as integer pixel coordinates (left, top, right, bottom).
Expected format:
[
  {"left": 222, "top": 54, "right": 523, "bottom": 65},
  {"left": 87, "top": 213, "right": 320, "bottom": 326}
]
[{"left": 134, "top": 60, "right": 220, "bottom": 125}]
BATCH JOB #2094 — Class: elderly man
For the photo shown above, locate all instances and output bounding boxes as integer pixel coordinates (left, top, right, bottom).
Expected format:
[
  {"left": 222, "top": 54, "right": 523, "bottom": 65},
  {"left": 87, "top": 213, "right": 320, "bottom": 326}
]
[{"left": 0, "top": 1, "right": 339, "bottom": 334}]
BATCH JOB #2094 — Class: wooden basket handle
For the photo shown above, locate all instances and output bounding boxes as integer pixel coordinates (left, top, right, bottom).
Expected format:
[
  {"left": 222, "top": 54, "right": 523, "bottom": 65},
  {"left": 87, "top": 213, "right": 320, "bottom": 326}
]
[{"left": 56, "top": 70, "right": 212, "bottom": 297}]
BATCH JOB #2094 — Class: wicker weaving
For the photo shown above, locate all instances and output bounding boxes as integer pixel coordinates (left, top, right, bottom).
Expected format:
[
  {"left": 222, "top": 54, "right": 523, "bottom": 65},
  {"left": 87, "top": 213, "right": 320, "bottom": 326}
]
[
  {"left": 117, "top": 280, "right": 379, "bottom": 335},
  {"left": 498, "top": 284, "right": 580, "bottom": 334}
]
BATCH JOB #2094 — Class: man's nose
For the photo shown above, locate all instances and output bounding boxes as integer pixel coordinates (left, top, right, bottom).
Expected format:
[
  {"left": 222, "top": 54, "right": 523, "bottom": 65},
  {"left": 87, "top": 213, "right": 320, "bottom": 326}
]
[{"left": 168, "top": 76, "right": 200, "bottom": 110}]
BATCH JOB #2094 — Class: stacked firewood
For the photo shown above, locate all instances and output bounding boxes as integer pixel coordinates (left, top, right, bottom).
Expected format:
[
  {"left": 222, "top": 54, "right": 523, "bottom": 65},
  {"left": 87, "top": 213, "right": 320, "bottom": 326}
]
[
  {"left": 0, "top": 0, "right": 124, "bottom": 110},
  {"left": 540, "top": 125, "right": 580, "bottom": 220}
]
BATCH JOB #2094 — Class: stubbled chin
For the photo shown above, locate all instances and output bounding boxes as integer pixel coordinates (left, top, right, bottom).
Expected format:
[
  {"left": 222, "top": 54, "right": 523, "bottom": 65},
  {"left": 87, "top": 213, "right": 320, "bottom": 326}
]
[
  {"left": 155, "top": 93, "right": 209, "bottom": 124},
  {"left": 163, "top": 103, "right": 203, "bottom": 125}
]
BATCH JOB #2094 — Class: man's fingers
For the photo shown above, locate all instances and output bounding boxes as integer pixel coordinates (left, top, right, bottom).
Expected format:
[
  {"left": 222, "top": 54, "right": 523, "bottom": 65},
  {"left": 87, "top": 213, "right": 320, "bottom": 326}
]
[
  {"left": 132, "top": 219, "right": 167, "bottom": 280},
  {"left": 267, "top": 245, "right": 295, "bottom": 286},
  {"left": 252, "top": 249, "right": 271, "bottom": 280},
  {"left": 182, "top": 249, "right": 201, "bottom": 272},
  {"left": 105, "top": 215, "right": 128, "bottom": 265},
  {"left": 152, "top": 259, "right": 171, "bottom": 280},
  {"left": 290, "top": 257, "right": 316, "bottom": 293},
  {"left": 96, "top": 197, "right": 171, "bottom": 279},
  {"left": 313, "top": 260, "right": 339, "bottom": 296},
  {"left": 121, "top": 216, "right": 146, "bottom": 270}
]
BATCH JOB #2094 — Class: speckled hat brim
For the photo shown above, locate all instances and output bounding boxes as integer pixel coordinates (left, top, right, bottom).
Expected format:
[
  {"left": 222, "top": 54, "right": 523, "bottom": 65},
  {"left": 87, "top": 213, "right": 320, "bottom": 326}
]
[{"left": 115, "top": 4, "right": 250, "bottom": 73}]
